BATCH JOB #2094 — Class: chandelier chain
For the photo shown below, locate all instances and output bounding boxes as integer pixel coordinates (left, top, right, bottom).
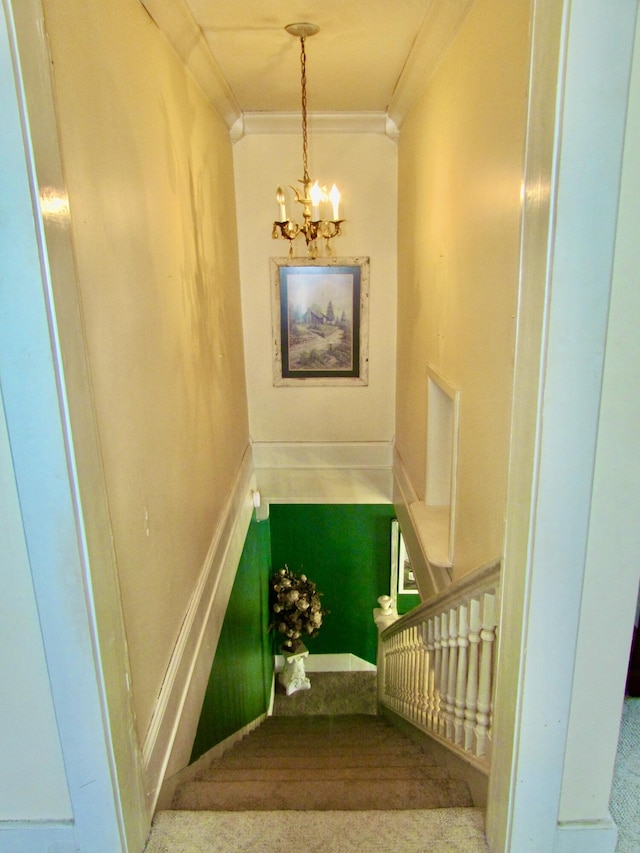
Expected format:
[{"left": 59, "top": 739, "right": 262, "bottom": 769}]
[
  {"left": 273, "top": 24, "right": 343, "bottom": 258},
  {"left": 300, "top": 36, "right": 309, "bottom": 183}
]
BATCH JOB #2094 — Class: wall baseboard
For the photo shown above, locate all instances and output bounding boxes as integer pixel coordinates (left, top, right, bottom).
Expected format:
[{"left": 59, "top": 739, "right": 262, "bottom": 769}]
[
  {"left": 274, "top": 652, "right": 377, "bottom": 673},
  {"left": 252, "top": 440, "right": 393, "bottom": 470},
  {"left": 252, "top": 441, "right": 394, "bottom": 505},
  {"left": 141, "top": 444, "right": 256, "bottom": 813},
  {"left": 0, "top": 822, "right": 76, "bottom": 853},
  {"left": 155, "top": 712, "right": 268, "bottom": 812},
  {"left": 555, "top": 818, "right": 618, "bottom": 853}
]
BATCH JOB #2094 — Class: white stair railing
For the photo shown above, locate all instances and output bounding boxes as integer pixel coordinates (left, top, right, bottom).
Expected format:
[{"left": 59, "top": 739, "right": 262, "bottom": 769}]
[{"left": 375, "top": 559, "right": 500, "bottom": 773}]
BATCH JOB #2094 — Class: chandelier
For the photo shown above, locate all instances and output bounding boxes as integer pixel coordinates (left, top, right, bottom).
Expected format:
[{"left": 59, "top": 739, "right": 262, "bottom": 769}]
[{"left": 272, "top": 23, "right": 343, "bottom": 259}]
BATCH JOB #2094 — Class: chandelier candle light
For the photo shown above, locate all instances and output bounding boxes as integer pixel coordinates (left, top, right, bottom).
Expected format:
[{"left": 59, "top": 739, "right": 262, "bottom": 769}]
[{"left": 272, "top": 23, "right": 343, "bottom": 259}]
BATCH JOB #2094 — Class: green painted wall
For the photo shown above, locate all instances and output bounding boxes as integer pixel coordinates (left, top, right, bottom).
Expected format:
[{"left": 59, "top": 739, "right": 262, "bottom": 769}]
[
  {"left": 398, "top": 592, "right": 421, "bottom": 615},
  {"left": 190, "top": 504, "right": 423, "bottom": 762},
  {"left": 190, "top": 516, "right": 272, "bottom": 763},
  {"left": 269, "top": 504, "right": 396, "bottom": 665}
]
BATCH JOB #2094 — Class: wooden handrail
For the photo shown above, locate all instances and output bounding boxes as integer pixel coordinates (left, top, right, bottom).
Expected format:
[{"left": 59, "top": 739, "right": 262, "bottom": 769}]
[{"left": 381, "top": 557, "right": 501, "bottom": 640}]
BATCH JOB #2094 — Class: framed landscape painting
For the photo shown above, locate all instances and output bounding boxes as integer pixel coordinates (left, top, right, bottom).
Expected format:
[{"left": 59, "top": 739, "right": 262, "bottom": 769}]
[{"left": 270, "top": 257, "right": 369, "bottom": 386}]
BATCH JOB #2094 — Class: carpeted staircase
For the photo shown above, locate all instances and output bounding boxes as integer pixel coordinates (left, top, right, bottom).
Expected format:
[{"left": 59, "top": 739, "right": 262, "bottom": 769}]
[
  {"left": 172, "top": 713, "right": 473, "bottom": 811},
  {"left": 145, "top": 672, "right": 490, "bottom": 852},
  {"left": 171, "top": 672, "right": 473, "bottom": 812}
]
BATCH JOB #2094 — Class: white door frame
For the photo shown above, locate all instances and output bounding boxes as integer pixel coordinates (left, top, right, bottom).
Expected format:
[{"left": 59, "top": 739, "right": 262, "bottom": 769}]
[
  {"left": 0, "top": 1, "right": 147, "bottom": 849},
  {"left": 488, "top": 1, "right": 640, "bottom": 851}
]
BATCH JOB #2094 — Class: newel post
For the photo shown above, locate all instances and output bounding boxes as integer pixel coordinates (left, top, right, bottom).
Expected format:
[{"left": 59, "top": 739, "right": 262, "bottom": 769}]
[{"left": 373, "top": 595, "right": 399, "bottom": 705}]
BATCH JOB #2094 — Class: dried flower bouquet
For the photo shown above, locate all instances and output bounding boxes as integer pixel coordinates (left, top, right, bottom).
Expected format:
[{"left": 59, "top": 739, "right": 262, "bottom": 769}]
[{"left": 269, "top": 565, "right": 328, "bottom": 653}]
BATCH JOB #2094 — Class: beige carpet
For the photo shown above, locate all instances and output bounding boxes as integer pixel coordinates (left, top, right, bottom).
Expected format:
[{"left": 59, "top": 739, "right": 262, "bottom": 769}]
[
  {"left": 172, "top": 714, "right": 473, "bottom": 811},
  {"left": 144, "top": 808, "right": 490, "bottom": 852},
  {"left": 146, "top": 690, "right": 639, "bottom": 851},
  {"left": 272, "top": 671, "right": 377, "bottom": 716},
  {"left": 611, "top": 697, "right": 640, "bottom": 852},
  {"left": 147, "top": 672, "right": 488, "bottom": 851}
]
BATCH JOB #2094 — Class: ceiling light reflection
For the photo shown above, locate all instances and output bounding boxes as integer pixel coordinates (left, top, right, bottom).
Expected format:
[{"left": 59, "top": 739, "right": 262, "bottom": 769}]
[{"left": 39, "top": 187, "right": 70, "bottom": 224}]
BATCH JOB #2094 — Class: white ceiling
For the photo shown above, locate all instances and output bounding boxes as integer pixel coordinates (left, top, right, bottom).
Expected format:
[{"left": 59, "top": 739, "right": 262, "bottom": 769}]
[
  {"left": 141, "top": 0, "right": 475, "bottom": 129},
  {"left": 181, "top": 0, "right": 429, "bottom": 114}
]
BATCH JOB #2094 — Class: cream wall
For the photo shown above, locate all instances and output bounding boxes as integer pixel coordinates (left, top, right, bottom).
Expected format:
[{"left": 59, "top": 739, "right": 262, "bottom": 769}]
[
  {"left": 395, "top": 0, "right": 531, "bottom": 577},
  {"left": 43, "top": 0, "right": 249, "bottom": 743},
  {"left": 234, "top": 130, "right": 397, "bottom": 445}
]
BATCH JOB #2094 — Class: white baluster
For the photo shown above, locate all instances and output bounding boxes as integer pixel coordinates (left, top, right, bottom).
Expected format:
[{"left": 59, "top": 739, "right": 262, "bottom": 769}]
[
  {"left": 445, "top": 609, "right": 458, "bottom": 741},
  {"left": 464, "top": 597, "right": 481, "bottom": 751},
  {"left": 378, "top": 635, "right": 386, "bottom": 703},
  {"left": 398, "top": 629, "right": 407, "bottom": 716},
  {"left": 387, "top": 635, "right": 396, "bottom": 708},
  {"left": 394, "top": 633, "right": 402, "bottom": 711},
  {"left": 408, "top": 625, "right": 417, "bottom": 723},
  {"left": 433, "top": 616, "right": 442, "bottom": 732},
  {"left": 399, "top": 631, "right": 406, "bottom": 713},
  {"left": 455, "top": 603, "right": 469, "bottom": 745},
  {"left": 398, "top": 631, "right": 407, "bottom": 715},
  {"left": 391, "top": 632, "right": 399, "bottom": 710},
  {"left": 407, "top": 626, "right": 416, "bottom": 722},
  {"left": 419, "top": 621, "right": 430, "bottom": 726},
  {"left": 475, "top": 592, "right": 496, "bottom": 757},
  {"left": 439, "top": 612, "right": 449, "bottom": 736},
  {"left": 428, "top": 619, "right": 436, "bottom": 730},
  {"left": 410, "top": 626, "right": 418, "bottom": 722}
]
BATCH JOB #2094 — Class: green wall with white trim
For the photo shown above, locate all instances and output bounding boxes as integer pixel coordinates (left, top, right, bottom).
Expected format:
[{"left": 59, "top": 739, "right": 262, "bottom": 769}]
[
  {"left": 190, "top": 515, "right": 272, "bottom": 763},
  {"left": 269, "top": 504, "right": 396, "bottom": 665},
  {"left": 191, "top": 503, "right": 412, "bottom": 762}
]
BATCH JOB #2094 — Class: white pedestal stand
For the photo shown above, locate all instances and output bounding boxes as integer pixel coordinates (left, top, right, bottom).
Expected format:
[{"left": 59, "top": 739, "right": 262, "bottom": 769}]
[{"left": 279, "top": 643, "right": 311, "bottom": 696}]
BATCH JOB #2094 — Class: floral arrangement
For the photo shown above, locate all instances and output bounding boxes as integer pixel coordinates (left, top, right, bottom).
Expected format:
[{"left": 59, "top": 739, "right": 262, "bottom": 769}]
[{"left": 269, "top": 565, "right": 328, "bottom": 653}]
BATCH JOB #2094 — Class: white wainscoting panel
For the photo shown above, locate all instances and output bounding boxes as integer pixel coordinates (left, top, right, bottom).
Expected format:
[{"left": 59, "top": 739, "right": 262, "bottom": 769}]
[{"left": 141, "top": 445, "right": 256, "bottom": 811}]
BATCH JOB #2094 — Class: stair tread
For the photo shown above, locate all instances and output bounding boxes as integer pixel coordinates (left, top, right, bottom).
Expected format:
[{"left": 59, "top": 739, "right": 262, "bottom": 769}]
[
  {"left": 266, "top": 713, "right": 384, "bottom": 721},
  {"left": 173, "top": 778, "right": 473, "bottom": 811},
  {"left": 210, "top": 752, "right": 438, "bottom": 769},
  {"left": 244, "top": 721, "right": 407, "bottom": 732},
  {"left": 173, "top": 712, "right": 474, "bottom": 813},
  {"left": 247, "top": 724, "right": 403, "bottom": 736},
  {"left": 252, "top": 723, "right": 395, "bottom": 735},
  {"left": 272, "top": 673, "right": 377, "bottom": 717},
  {"left": 229, "top": 741, "right": 425, "bottom": 756},
  {"left": 197, "top": 765, "right": 450, "bottom": 782}
]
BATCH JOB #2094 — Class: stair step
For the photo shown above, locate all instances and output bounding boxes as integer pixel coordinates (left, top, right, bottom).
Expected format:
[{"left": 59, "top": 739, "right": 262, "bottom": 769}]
[
  {"left": 197, "top": 764, "right": 450, "bottom": 782},
  {"left": 246, "top": 723, "right": 407, "bottom": 738},
  {"left": 229, "top": 740, "right": 425, "bottom": 756},
  {"left": 146, "top": 808, "right": 490, "bottom": 853},
  {"left": 172, "top": 712, "right": 474, "bottom": 813},
  {"left": 272, "top": 672, "right": 377, "bottom": 716},
  {"left": 208, "top": 751, "right": 438, "bottom": 770},
  {"left": 243, "top": 731, "right": 407, "bottom": 743},
  {"left": 172, "top": 777, "right": 474, "bottom": 811},
  {"left": 243, "top": 718, "right": 407, "bottom": 731},
  {"left": 235, "top": 715, "right": 425, "bottom": 753},
  {"left": 256, "top": 715, "right": 392, "bottom": 733},
  {"left": 262, "top": 713, "right": 383, "bottom": 724}
]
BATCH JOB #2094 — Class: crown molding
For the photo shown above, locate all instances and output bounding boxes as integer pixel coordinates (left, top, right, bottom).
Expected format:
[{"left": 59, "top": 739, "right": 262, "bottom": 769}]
[
  {"left": 139, "top": 0, "right": 241, "bottom": 129},
  {"left": 237, "top": 111, "right": 395, "bottom": 139},
  {"left": 387, "top": 0, "right": 475, "bottom": 129},
  {"left": 139, "top": 0, "right": 473, "bottom": 136}
]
